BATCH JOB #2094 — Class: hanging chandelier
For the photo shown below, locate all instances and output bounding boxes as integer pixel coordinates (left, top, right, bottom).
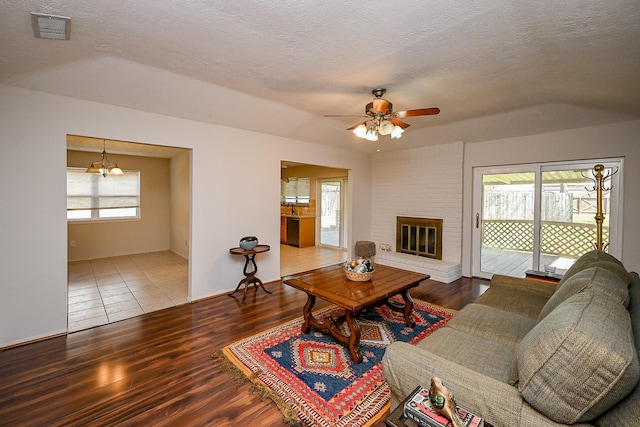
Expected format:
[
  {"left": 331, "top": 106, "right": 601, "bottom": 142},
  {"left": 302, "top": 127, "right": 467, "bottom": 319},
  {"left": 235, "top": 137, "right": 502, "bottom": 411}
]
[{"left": 85, "top": 140, "right": 123, "bottom": 177}]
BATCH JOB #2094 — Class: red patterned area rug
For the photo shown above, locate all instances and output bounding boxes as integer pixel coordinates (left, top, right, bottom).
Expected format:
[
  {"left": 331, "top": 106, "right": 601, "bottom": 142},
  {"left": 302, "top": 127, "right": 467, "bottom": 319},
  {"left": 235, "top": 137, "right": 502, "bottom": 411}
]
[{"left": 213, "top": 299, "right": 454, "bottom": 427}]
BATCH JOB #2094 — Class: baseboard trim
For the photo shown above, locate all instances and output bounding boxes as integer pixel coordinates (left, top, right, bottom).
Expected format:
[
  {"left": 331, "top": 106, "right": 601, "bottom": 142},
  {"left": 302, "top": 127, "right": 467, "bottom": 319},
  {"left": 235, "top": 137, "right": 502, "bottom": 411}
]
[{"left": 1, "top": 331, "right": 67, "bottom": 352}]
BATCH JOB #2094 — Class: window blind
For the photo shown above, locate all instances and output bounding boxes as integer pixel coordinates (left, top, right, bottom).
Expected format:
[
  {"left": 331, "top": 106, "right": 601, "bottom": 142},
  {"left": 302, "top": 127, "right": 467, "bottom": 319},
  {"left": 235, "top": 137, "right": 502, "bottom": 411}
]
[
  {"left": 67, "top": 167, "right": 140, "bottom": 220},
  {"left": 281, "top": 177, "right": 310, "bottom": 204}
]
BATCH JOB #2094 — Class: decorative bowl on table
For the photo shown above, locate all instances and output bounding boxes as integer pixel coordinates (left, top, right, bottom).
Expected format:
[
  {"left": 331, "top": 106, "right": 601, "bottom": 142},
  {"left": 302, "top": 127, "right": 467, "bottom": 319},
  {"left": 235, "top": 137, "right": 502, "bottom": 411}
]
[
  {"left": 239, "top": 236, "right": 258, "bottom": 250},
  {"left": 343, "top": 258, "right": 374, "bottom": 281}
]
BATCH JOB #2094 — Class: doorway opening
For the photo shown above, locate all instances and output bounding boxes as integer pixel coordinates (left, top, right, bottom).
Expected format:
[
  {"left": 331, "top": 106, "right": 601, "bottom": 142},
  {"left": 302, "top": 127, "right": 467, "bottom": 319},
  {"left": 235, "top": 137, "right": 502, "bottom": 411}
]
[
  {"left": 280, "top": 162, "right": 348, "bottom": 276},
  {"left": 66, "top": 135, "right": 191, "bottom": 332}
]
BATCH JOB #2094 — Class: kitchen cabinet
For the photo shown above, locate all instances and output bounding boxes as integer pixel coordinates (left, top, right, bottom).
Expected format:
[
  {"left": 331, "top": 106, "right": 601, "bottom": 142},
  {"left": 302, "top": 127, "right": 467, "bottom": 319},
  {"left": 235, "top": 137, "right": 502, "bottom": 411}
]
[
  {"left": 280, "top": 216, "right": 287, "bottom": 244},
  {"left": 281, "top": 216, "right": 315, "bottom": 248}
]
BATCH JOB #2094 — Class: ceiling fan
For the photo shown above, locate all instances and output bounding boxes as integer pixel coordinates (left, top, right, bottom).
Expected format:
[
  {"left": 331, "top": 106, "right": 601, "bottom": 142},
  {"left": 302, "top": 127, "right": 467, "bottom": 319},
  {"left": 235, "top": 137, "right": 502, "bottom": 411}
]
[{"left": 325, "top": 88, "right": 440, "bottom": 141}]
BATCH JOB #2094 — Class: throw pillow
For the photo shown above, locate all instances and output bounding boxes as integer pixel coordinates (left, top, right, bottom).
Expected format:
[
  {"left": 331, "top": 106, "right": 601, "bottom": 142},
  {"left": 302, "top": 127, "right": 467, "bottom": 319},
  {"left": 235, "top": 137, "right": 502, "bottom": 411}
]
[
  {"left": 559, "top": 250, "right": 626, "bottom": 284},
  {"left": 517, "top": 291, "right": 639, "bottom": 424},
  {"left": 537, "top": 265, "right": 630, "bottom": 321}
]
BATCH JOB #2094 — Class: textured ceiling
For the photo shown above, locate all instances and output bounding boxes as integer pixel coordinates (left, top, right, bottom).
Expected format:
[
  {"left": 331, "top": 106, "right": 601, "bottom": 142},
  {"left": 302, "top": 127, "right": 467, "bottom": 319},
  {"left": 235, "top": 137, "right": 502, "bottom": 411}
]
[{"left": 1, "top": 0, "right": 639, "bottom": 154}]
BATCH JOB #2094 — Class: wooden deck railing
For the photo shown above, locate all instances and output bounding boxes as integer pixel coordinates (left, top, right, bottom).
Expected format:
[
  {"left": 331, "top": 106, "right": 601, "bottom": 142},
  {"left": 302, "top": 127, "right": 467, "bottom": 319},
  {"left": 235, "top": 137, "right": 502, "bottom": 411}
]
[{"left": 482, "top": 220, "right": 608, "bottom": 258}]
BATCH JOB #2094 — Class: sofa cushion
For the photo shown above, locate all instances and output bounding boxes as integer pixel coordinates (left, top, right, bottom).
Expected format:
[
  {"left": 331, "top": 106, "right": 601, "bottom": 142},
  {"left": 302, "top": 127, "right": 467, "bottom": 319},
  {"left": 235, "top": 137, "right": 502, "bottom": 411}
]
[
  {"left": 474, "top": 287, "right": 549, "bottom": 320},
  {"left": 595, "top": 272, "right": 640, "bottom": 426},
  {"left": 517, "top": 290, "right": 639, "bottom": 423},
  {"left": 446, "top": 303, "right": 536, "bottom": 348},
  {"left": 537, "top": 265, "right": 631, "bottom": 321},
  {"left": 560, "top": 250, "right": 627, "bottom": 284},
  {"left": 417, "top": 326, "right": 519, "bottom": 385}
]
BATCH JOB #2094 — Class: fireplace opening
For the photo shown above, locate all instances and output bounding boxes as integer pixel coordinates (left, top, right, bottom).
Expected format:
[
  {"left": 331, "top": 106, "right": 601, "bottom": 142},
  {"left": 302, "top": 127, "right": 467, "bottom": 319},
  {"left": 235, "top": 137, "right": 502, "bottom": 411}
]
[{"left": 396, "top": 216, "right": 443, "bottom": 260}]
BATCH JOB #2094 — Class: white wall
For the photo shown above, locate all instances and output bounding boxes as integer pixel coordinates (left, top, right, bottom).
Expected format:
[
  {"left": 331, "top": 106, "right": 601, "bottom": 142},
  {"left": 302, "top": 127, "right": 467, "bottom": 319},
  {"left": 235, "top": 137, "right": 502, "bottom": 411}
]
[
  {"left": 371, "top": 142, "right": 464, "bottom": 264},
  {"left": 462, "top": 120, "right": 640, "bottom": 275},
  {"left": 0, "top": 84, "right": 372, "bottom": 348}
]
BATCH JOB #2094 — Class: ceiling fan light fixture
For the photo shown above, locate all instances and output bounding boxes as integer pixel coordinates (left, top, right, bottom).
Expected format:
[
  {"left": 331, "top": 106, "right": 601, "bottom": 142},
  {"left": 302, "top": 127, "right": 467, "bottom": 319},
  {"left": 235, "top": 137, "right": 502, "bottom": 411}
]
[
  {"left": 390, "top": 126, "right": 404, "bottom": 139},
  {"left": 328, "top": 88, "right": 439, "bottom": 145},
  {"left": 352, "top": 124, "right": 367, "bottom": 138},
  {"left": 365, "top": 129, "right": 378, "bottom": 141},
  {"left": 378, "top": 120, "right": 395, "bottom": 135}
]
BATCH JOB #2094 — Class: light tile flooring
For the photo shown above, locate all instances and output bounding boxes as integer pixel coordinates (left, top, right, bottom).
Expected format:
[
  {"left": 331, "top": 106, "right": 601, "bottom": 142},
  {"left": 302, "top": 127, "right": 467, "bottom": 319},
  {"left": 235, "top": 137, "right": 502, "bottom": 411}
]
[
  {"left": 68, "top": 251, "right": 189, "bottom": 332},
  {"left": 280, "top": 244, "right": 347, "bottom": 277},
  {"left": 67, "top": 245, "right": 346, "bottom": 332}
]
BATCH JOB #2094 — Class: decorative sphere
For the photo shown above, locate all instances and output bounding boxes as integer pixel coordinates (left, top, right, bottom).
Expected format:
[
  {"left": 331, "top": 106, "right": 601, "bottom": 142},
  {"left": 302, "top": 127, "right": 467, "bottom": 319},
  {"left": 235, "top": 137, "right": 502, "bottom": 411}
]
[
  {"left": 355, "top": 264, "right": 368, "bottom": 273},
  {"left": 239, "top": 236, "right": 258, "bottom": 250}
]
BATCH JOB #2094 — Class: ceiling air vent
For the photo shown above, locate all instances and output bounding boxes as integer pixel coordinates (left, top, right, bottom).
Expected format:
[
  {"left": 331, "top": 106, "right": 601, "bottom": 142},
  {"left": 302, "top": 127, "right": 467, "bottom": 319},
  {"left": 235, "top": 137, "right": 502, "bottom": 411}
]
[{"left": 31, "top": 12, "right": 71, "bottom": 40}]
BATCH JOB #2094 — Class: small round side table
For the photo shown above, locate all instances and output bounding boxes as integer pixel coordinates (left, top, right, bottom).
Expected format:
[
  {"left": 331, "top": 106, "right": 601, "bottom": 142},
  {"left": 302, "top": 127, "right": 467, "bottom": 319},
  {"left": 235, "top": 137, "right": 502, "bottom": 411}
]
[{"left": 228, "top": 244, "right": 272, "bottom": 300}]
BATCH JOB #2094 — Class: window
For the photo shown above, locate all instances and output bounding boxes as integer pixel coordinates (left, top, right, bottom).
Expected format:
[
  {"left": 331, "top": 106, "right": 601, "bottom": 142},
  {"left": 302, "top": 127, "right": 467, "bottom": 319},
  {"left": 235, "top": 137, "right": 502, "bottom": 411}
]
[
  {"left": 67, "top": 167, "right": 140, "bottom": 221},
  {"left": 281, "top": 177, "right": 310, "bottom": 205}
]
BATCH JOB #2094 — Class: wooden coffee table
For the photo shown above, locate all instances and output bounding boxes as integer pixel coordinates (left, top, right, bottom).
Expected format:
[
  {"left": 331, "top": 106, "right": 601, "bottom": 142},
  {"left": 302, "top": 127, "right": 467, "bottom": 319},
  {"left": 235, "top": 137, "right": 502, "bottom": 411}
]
[{"left": 283, "top": 264, "right": 429, "bottom": 363}]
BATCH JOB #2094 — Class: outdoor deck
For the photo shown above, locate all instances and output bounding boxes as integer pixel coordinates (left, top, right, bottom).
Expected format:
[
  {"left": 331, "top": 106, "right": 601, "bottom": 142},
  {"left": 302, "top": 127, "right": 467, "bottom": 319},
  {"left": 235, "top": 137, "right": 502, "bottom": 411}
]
[{"left": 481, "top": 248, "right": 574, "bottom": 278}]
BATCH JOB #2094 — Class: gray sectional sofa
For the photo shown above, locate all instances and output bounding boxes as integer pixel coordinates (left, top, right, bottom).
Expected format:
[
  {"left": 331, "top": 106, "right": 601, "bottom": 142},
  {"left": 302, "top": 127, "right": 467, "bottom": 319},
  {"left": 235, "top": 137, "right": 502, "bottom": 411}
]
[{"left": 382, "top": 250, "right": 640, "bottom": 426}]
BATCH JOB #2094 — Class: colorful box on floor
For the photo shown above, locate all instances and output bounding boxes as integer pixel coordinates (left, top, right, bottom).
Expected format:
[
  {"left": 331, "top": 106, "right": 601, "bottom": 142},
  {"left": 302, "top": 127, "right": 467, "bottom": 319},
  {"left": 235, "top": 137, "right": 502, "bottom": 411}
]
[{"left": 403, "top": 386, "right": 484, "bottom": 427}]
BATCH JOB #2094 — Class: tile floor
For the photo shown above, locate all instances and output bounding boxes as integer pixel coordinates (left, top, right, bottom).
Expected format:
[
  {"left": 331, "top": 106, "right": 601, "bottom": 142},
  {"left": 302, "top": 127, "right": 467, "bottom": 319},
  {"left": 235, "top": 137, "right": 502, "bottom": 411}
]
[
  {"left": 67, "top": 251, "right": 189, "bottom": 332},
  {"left": 279, "top": 244, "right": 347, "bottom": 277},
  {"left": 67, "top": 245, "right": 347, "bottom": 332}
]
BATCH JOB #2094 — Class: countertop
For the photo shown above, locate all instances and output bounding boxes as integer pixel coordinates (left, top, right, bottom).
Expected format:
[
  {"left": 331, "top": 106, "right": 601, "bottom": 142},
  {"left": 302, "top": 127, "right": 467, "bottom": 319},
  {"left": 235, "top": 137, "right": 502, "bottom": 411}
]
[{"left": 281, "top": 214, "right": 316, "bottom": 218}]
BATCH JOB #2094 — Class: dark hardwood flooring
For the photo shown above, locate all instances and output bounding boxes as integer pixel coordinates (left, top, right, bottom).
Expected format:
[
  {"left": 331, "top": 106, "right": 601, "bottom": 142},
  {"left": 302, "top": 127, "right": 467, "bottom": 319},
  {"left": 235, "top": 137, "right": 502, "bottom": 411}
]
[{"left": 0, "top": 275, "right": 489, "bottom": 427}]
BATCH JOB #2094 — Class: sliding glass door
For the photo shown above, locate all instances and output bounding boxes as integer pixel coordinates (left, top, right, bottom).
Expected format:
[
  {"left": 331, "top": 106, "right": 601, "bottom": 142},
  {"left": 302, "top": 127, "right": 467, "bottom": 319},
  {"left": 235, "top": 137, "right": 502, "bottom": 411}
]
[
  {"left": 478, "top": 169, "right": 536, "bottom": 276},
  {"left": 472, "top": 159, "right": 622, "bottom": 279}
]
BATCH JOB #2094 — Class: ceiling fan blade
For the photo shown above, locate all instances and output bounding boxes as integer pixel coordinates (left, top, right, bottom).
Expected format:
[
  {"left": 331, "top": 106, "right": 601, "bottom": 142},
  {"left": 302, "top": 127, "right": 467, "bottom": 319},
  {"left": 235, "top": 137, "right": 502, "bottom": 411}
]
[
  {"left": 372, "top": 98, "right": 391, "bottom": 114},
  {"left": 393, "top": 107, "right": 440, "bottom": 118},
  {"left": 389, "top": 118, "right": 410, "bottom": 129},
  {"left": 347, "top": 121, "right": 367, "bottom": 131},
  {"left": 324, "top": 114, "right": 368, "bottom": 118}
]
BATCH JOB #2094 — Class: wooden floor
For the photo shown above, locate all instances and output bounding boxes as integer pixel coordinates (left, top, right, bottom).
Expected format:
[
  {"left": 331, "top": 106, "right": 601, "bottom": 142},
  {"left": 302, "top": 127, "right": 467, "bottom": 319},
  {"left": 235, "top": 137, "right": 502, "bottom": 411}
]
[{"left": 0, "top": 274, "right": 489, "bottom": 426}]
